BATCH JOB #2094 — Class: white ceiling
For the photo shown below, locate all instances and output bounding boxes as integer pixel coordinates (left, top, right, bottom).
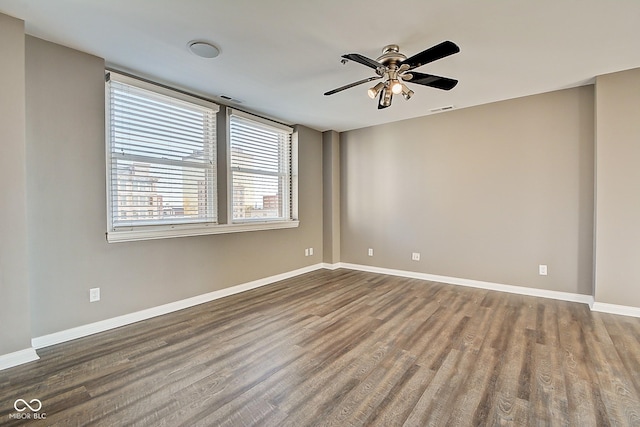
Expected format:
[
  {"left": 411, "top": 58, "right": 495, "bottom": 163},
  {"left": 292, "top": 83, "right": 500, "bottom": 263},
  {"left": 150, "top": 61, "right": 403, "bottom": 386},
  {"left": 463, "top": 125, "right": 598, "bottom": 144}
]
[{"left": 1, "top": 0, "right": 640, "bottom": 132}]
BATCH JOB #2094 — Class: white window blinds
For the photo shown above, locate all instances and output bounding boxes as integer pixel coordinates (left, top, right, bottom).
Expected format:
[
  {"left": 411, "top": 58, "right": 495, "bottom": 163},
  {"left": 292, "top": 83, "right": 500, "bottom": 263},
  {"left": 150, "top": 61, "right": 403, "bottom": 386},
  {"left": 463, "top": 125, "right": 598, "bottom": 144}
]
[
  {"left": 229, "top": 110, "right": 293, "bottom": 222},
  {"left": 107, "top": 73, "right": 219, "bottom": 230}
]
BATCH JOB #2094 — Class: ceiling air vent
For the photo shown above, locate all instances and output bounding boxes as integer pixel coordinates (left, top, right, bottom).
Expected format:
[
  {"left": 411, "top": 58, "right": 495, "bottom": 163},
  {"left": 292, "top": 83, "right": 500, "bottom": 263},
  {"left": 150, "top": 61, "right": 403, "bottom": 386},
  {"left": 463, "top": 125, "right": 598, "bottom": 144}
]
[
  {"left": 220, "top": 95, "right": 241, "bottom": 104},
  {"left": 429, "top": 105, "right": 455, "bottom": 113}
]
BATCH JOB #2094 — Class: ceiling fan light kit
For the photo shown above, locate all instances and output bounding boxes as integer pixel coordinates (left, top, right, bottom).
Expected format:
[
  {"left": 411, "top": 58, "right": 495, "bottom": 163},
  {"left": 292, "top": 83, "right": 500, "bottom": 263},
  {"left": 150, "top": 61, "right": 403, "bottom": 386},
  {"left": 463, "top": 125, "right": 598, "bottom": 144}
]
[
  {"left": 367, "top": 82, "right": 385, "bottom": 99},
  {"left": 325, "top": 41, "right": 460, "bottom": 109},
  {"left": 401, "top": 84, "right": 414, "bottom": 100},
  {"left": 380, "top": 88, "right": 392, "bottom": 108},
  {"left": 390, "top": 79, "right": 403, "bottom": 94}
]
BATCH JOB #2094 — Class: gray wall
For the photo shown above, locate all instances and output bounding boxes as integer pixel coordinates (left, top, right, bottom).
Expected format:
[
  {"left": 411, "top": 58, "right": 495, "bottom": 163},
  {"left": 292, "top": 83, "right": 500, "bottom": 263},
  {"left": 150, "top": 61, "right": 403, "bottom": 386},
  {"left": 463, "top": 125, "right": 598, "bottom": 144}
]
[
  {"left": 594, "top": 67, "right": 640, "bottom": 307},
  {"left": 322, "top": 131, "right": 341, "bottom": 264},
  {"left": 0, "top": 14, "right": 33, "bottom": 355},
  {"left": 340, "top": 87, "right": 595, "bottom": 295},
  {"left": 25, "top": 36, "right": 323, "bottom": 337}
]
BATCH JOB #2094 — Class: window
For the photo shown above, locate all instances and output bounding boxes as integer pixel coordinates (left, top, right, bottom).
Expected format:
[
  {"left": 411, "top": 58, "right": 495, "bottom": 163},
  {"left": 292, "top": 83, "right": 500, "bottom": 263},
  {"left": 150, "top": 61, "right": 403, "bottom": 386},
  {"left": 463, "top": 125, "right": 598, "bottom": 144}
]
[
  {"left": 229, "top": 110, "right": 295, "bottom": 223},
  {"left": 105, "top": 73, "right": 298, "bottom": 242},
  {"left": 106, "top": 72, "right": 219, "bottom": 241}
]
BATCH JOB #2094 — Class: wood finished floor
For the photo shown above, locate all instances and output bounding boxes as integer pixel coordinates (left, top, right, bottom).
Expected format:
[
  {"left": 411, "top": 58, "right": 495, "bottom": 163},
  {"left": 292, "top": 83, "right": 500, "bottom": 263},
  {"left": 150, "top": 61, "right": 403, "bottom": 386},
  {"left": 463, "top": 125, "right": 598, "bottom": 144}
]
[{"left": 1, "top": 269, "right": 640, "bottom": 426}]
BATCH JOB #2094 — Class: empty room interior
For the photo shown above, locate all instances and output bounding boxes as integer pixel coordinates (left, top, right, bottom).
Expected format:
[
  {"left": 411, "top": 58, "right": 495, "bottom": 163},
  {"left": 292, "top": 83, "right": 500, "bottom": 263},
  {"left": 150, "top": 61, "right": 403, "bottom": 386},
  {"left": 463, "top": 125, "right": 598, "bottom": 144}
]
[{"left": 1, "top": 1, "right": 640, "bottom": 425}]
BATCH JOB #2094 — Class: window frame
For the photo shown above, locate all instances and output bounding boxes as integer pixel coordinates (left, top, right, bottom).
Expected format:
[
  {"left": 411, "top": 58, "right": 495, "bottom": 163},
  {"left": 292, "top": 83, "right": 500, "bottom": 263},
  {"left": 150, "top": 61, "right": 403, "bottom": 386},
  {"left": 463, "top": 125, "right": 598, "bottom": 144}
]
[
  {"left": 227, "top": 109, "right": 298, "bottom": 225},
  {"left": 106, "top": 72, "right": 220, "bottom": 242}
]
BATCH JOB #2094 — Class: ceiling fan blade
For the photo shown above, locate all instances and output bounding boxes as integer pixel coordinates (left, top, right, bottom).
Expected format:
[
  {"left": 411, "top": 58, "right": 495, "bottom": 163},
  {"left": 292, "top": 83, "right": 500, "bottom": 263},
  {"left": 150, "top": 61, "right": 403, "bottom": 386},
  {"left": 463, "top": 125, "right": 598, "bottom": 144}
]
[
  {"left": 400, "top": 41, "right": 460, "bottom": 70},
  {"left": 403, "top": 71, "right": 458, "bottom": 90},
  {"left": 324, "top": 76, "right": 381, "bottom": 96},
  {"left": 342, "top": 53, "right": 384, "bottom": 71}
]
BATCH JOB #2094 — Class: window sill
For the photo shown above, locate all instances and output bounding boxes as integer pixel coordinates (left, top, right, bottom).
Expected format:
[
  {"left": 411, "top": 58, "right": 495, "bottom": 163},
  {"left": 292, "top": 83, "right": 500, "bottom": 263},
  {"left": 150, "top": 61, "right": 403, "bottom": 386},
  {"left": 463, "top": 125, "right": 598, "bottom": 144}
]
[{"left": 106, "top": 220, "right": 300, "bottom": 243}]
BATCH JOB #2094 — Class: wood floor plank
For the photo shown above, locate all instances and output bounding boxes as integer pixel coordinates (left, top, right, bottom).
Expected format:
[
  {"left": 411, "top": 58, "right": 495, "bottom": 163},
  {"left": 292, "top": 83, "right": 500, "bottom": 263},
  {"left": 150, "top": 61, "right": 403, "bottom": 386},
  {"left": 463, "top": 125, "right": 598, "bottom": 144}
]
[
  {"left": 1, "top": 269, "right": 640, "bottom": 426},
  {"left": 404, "top": 346, "right": 482, "bottom": 426},
  {"left": 529, "top": 341, "right": 567, "bottom": 425},
  {"left": 585, "top": 314, "right": 640, "bottom": 425},
  {"left": 445, "top": 344, "right": 499, "bottom": 427},
  {"left": 601, "top": 313, "right": 640, "bottom": 396},
  {"left": 483, "top": 297, "right": 531, "bottom": 426},
  {"left": 316, "top": 348, "right": 416, "bottom": 427},
  {"left": 277, "top": 340, "right": 392, "bottom": 425}
]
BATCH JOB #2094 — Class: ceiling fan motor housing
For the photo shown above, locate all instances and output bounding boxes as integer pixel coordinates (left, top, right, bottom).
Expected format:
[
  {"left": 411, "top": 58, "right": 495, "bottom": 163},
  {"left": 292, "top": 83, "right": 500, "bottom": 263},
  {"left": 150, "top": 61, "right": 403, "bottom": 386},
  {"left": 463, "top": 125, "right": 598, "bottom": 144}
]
[{"left": 377, "top": 45, "right": 407, "bottom": 66}]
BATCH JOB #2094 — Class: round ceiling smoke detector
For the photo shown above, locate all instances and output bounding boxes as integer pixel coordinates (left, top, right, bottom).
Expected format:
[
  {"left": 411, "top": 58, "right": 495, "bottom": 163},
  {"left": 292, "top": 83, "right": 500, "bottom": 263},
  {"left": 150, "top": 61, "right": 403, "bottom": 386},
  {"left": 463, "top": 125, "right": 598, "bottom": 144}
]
[{"left": 187, "top": 40, "right": 220, "bottom": 58}]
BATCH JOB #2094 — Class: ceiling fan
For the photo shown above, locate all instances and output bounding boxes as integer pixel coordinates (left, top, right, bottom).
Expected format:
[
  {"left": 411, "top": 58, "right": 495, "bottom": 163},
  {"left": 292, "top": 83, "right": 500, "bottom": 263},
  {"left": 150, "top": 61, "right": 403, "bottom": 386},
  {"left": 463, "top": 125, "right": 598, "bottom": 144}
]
[{"left": 324, "top": 41, "right": 460, "bottom": 109}]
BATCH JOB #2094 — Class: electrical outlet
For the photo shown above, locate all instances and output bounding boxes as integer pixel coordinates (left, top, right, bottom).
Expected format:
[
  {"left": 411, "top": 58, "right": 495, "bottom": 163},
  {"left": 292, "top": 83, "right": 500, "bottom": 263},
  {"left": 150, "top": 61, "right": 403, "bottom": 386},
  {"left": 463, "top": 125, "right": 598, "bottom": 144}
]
[
  {"left": 539, "top": 265, "right": 548, "bottom": 276},
  {"left": 89, "top": 287, "right": 100, "bottom": 302},
  {"left": 412, "top": 252, "right": 421, "bottom": 261},
  {"left": 309, "top": 247, "right": 314, "bottom": 256},
  {"left": 368, "top": 248, "right": 374, "bottom": 256},
  {"left": 304, "top": 248, "right": 309, "bottom": 256}
]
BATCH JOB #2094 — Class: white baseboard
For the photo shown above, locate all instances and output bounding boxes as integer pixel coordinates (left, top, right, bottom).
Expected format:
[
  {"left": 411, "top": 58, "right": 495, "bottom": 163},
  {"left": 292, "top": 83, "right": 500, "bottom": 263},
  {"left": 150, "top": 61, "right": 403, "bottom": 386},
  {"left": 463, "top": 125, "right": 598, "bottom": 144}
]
[
  {"left": 22, "top": 261, "right": 640, "bottom": 360},
  {"left": 0, "top": 347, "right": 39, "bottom": 371},
  {"left": 321, "top": 262, "right": 341, "bottom": 270},
  {"left": 591, "top": 302, "right": 640, "bottom": 318},
  {"left": 32, "top": 263, "right": 325, "bottom": 349},
  {"left": 337, "top": 262, "right": 595, "bottom": 306},
  {"left": 338, "top": 263, "right": 640, "bottom": 318}
]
